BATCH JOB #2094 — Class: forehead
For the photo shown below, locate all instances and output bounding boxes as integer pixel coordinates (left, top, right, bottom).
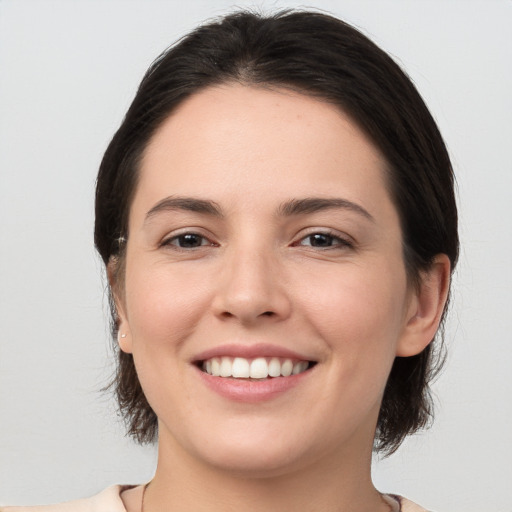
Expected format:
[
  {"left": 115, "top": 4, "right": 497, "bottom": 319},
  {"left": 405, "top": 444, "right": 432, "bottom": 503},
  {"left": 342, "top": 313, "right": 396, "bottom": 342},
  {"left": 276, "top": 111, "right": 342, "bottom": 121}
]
[{"left": 134, "top": 84, "right": 392, "bottom": 218}]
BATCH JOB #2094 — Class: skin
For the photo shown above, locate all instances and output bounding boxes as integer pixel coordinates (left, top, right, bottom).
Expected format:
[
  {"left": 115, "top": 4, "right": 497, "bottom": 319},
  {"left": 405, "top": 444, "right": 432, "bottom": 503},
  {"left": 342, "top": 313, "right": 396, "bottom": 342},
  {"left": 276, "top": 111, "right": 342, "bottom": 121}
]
[{"left": 114, "top": 84, "right": 450, "bottom": 512}]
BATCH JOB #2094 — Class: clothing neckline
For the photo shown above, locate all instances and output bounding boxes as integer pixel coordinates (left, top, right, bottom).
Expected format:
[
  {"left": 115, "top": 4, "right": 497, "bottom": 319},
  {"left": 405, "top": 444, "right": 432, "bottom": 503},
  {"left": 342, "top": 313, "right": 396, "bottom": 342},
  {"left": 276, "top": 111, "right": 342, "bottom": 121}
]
[{"left": 119, "top": 485, "right": 402, "bottom": 512}]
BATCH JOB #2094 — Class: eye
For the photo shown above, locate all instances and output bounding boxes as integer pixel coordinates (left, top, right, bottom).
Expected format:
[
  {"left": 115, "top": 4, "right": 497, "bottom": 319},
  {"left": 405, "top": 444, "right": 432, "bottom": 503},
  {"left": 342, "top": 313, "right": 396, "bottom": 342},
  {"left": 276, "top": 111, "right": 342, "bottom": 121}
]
[
  {"left": 163, "top": 232, "right": 213, "bottom": 249},
  {"left": 296, "top": 232, "right": 353, "bottom": 249}
]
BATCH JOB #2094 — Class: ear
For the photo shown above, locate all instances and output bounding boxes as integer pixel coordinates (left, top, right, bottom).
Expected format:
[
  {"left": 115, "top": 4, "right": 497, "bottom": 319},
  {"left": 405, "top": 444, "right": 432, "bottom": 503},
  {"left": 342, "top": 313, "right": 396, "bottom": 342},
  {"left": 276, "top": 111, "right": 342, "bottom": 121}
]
[
  {"left": 396, "top": 254, "right": 451, "bottom": 357},
  {"left": 107, "top": 257, "right": 133, "bottom": 354}
]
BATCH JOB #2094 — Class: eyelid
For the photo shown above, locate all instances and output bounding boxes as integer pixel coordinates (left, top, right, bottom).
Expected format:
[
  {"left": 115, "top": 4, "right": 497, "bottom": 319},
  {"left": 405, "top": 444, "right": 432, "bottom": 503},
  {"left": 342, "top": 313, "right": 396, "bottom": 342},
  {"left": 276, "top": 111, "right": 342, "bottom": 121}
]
[
  {"left": 157, "top": 226, "right": 354, "bottom": 251},
  {"left": 292, "top": 228, "right": 355, "bottom": 249},
  {"left": 159, "top": 228, "right": 218, "bottom": 249}
]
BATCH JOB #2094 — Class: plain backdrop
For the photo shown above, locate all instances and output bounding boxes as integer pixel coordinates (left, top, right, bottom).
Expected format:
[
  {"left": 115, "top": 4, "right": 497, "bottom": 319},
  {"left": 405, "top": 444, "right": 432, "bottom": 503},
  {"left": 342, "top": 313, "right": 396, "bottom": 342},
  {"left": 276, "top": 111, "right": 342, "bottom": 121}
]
[{"left": 1, "top": 0, "right": 511, "bottom": 510}]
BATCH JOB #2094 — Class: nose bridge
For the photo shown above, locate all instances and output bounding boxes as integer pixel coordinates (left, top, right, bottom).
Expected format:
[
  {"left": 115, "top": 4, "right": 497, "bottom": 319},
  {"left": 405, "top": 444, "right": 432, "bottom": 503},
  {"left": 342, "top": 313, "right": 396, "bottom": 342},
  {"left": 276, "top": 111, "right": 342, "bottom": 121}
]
[{"left": 213, "top": 238, "right": 290, "bottom": 323}]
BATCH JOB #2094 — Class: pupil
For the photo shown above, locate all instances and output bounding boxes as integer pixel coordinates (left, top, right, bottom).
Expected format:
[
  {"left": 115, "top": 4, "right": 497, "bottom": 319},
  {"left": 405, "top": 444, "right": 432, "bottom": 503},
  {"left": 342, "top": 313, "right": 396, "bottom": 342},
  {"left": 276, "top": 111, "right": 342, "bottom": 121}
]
[
  {"left": 179, "top": 234, "right": 202, "bottom": 248},
  {"left": 310, "top": 234, "right": 332, "bottom": 247}
]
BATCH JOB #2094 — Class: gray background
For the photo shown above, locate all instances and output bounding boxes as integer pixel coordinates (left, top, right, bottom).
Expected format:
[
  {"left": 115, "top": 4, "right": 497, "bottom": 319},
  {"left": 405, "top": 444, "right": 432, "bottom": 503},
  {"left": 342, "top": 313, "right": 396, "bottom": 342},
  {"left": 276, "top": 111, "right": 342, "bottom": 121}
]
[{"left": 1, "top": 0, "right": 511, "bottom": 510}]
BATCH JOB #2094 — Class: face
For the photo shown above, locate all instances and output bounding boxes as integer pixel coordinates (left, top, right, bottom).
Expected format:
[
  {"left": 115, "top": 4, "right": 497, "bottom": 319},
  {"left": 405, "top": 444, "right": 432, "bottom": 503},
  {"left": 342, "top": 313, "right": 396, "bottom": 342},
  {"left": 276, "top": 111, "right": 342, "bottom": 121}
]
[{"left": 116, "top": 84, "right": 419, "bottom": 475}]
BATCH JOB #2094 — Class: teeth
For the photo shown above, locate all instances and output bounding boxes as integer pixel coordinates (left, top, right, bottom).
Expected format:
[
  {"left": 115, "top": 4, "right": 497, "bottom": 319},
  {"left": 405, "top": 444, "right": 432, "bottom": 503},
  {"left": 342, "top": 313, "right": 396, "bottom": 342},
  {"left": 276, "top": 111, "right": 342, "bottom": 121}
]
[
  {"left": 211, "top": 358, "right": 221, "bottom": 376},
  {"left": 201, "top": 356, "right": 310, "bottom": 379},
  {"left": 268, "top": 357, "right": 281, "bottom": 377},
  {"left": 232, "top": 357, "right": 250, "bottom": 378},
  {"left": 220, "top": 357, "right": 232, "bottom": 377},
  {"left": 292, "top": 361, "right": 308, "bottom": 375},
  {"left": 281, "top": 359, "right": 293, "bottom": 377},
  {"left": 250, "top": 357, "right": 268, "bottom": 379}
]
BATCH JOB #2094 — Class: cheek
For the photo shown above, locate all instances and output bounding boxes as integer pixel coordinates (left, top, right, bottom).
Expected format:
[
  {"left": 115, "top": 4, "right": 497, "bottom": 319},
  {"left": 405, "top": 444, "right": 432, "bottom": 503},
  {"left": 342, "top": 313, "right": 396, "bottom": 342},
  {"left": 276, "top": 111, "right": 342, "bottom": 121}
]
[
  {"left": 124, "top": 261, "right": 213, "bottom": 351},
  {"left": 122, "top": 262, "right": 213, "bottom": 416},
  {"left": 294, "top": 264, "right": 408, "bottom": 422},
  {"left": 296, "top": 260, "right": 408, "bottom": 358}
]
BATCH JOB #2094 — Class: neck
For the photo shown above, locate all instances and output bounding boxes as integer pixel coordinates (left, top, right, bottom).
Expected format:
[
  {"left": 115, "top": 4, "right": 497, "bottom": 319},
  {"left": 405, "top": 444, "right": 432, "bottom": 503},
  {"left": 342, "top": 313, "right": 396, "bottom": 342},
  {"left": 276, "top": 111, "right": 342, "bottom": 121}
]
[{"left": 144, "top": 429, "right": 387, "bottom": 512}]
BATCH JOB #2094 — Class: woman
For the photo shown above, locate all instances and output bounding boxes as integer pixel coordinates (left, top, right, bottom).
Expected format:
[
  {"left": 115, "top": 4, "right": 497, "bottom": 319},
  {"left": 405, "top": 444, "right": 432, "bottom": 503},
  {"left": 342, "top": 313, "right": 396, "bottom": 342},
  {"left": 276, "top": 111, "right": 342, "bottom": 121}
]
[{"left": 3, "top": 9, "right": 457, "bottom": 512}]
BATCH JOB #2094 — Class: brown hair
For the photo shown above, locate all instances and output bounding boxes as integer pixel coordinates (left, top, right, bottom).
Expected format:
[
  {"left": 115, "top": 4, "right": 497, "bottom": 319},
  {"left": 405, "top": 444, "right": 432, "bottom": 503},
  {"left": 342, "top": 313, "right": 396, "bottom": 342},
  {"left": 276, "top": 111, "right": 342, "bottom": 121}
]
[{"left": 95, "top": 9, "right": 458, "bottom": 454}]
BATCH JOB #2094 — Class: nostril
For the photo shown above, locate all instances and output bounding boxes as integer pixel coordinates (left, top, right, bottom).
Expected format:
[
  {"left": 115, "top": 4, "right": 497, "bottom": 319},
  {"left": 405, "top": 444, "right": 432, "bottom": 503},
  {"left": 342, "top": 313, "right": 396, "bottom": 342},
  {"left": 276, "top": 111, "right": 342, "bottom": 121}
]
[{"left": 262, "top": 311, "right": 274, "bottom": 317}]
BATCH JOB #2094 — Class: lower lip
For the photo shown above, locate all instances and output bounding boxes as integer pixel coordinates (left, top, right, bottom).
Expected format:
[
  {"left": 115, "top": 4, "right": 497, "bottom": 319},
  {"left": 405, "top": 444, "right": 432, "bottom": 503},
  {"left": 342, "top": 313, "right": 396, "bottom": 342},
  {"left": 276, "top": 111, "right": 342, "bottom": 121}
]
[{"left": 195, "top": 366, "right": 313, "bottom": 403}]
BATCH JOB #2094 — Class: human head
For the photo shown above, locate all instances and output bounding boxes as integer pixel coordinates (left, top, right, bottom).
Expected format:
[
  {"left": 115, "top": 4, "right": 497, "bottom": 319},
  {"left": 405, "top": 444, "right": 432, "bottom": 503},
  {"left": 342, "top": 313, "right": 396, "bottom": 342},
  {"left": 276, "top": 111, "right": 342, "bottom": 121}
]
[{"left": 94, "top": 9, "right": 458, "bottom": 454}]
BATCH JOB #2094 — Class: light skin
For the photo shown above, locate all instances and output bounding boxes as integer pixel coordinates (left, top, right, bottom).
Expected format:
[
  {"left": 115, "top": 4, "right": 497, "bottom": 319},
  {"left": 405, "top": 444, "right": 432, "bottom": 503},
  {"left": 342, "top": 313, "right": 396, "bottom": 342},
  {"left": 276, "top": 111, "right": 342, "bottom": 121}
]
[{"left": 114, "top": 84, "right": 450, "bottom": 512}]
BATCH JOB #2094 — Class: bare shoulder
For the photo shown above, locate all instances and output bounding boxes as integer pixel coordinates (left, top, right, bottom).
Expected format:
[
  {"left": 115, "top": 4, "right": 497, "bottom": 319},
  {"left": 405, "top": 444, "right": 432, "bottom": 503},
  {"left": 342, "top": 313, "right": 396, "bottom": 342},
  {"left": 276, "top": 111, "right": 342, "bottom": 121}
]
[
  {"left": 0, "top": 486, "right": 129, "bottom": 512},
  {"left": 383, "top": 494, "right": 432, "bottom": 512},
  {"left": 400, "top": 496, "right": 432, "bottom": 512}
]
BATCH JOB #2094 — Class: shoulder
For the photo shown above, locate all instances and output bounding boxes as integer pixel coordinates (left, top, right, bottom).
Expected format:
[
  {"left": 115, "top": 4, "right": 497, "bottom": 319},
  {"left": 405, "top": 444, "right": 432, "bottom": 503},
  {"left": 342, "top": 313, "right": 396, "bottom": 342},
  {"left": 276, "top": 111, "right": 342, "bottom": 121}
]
[
  {"left": 0, "top": 485, "right": 129, "bottom": 512},
  {"left": 383, "top": 494, "right": 432, "bottom": 512},
  {"left": 400, "top": 496, "right": 433, "bottom": 512}
]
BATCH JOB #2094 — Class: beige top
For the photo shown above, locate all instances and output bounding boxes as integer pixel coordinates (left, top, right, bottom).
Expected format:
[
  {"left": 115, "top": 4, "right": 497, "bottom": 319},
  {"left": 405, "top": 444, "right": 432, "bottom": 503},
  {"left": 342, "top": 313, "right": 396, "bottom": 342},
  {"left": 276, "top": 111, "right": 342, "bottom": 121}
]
[{"left": 1, "top": 485, "right": 430, "bottom": 512}]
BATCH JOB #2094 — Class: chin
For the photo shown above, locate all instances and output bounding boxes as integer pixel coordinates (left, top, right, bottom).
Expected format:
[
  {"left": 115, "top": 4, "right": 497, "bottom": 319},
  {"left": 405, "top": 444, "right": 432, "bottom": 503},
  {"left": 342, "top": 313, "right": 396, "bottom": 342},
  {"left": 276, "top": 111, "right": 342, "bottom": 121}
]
[
  {"left": 182, "top": 418, "right": 327, "bottom": 478},
  {"left": 200, "top": 444, "right": 308, "bottom": 478}
]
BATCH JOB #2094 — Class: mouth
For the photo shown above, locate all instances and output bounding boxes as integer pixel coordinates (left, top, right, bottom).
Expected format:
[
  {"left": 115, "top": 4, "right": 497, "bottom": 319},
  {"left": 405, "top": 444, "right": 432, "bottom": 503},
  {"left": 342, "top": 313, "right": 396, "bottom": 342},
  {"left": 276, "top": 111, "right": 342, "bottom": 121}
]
[{"left": 197, "top": 356, "right": 316, "bottom": 380}]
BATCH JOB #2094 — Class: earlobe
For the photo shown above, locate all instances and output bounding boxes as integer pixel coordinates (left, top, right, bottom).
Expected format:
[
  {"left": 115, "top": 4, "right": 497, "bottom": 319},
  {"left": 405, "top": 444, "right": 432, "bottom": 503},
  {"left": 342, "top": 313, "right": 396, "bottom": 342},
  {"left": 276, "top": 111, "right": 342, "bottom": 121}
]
[
  {"left": 115, "top": 306, "right": 134, "bottom": 354},
  {"left": 107, "top": 257, "right": 133, "bottom": 354},
  {"left": 396, "top": 254, "right": 451, "bottom": 357},
  {"left": 116, "top": 305, "right": 133, "bottom": 352},
  {"left": 117, "top": 329, "right": 133, "bottom": 353}
]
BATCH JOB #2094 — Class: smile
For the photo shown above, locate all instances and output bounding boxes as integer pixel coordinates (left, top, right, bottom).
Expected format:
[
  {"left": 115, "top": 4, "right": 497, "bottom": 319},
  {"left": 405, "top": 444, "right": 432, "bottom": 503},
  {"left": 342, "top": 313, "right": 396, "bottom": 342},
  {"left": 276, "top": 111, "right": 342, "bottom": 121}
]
[{"left": 200, "top": 356, "right": 314, "bottom": 379}]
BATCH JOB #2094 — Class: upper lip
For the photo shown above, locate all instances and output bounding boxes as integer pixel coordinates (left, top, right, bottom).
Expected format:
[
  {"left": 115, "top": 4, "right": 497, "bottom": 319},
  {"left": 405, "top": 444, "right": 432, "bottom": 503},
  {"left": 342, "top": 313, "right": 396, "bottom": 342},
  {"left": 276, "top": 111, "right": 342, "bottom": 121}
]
[{"left": 192, "top": 343, "right": 316, "bottom": 363}]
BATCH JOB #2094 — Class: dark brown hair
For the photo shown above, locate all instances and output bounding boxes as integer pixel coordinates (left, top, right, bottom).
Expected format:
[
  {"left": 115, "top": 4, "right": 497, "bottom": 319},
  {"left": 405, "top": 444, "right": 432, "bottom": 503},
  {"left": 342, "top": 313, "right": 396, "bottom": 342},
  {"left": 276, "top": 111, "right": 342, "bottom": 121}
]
[{"left": 95, "top": 9, "right": 458, "bottom": 454}]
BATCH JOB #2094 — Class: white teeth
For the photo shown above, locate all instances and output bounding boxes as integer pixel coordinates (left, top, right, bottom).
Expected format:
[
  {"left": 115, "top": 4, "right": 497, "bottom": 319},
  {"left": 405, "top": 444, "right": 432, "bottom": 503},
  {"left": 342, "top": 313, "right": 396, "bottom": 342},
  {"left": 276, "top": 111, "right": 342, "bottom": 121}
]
[
  {"left": 268, "top": 357, "right": 281, "bottom": 377},
  {"left": 232, "top": 357, "right": 250, "bottom": 378},
  {"left": 292, "top": 361, "right": 308, "bottom": 375},
  {"left": 220, "top": 357, "right": 232, "bottom": 377},
  {"left": 211, "top": 357, "right": 221, "bottom": 376},
  {"left": 281, "top": 359, "right": 293, "bottom": 377},
  {"left": 250, "top": 357, "right": 268, "bottom": 379},
  {"left": 201, "top": 356, "right": 310, "bottom": 379}
]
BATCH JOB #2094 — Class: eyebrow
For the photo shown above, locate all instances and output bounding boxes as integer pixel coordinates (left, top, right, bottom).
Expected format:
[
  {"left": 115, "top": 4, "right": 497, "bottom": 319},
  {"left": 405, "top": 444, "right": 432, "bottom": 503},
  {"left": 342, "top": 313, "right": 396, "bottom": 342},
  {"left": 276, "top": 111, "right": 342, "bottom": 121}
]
[
  {"left": 277, "top": 197, "right": 374, "bottom": 222},
  {"left": 144, "top": 196, "right": 374, "bottom": 223},
  {"left": 145, "top": 196, "right": 223, "bottom": 223}
]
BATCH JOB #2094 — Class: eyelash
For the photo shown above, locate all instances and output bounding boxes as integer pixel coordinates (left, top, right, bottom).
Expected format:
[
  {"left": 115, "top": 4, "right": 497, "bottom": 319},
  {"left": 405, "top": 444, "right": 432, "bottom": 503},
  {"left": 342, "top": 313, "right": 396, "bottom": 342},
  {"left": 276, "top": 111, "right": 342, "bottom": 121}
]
[
  {"left": 160, "top": 232, "right": 217, "bottom": 250},
  {"left": 292, "top": 230, "right": 354, "bottom": 250},
  {"left": 160, "top": 230, "right": 353, "bottom": 251}
]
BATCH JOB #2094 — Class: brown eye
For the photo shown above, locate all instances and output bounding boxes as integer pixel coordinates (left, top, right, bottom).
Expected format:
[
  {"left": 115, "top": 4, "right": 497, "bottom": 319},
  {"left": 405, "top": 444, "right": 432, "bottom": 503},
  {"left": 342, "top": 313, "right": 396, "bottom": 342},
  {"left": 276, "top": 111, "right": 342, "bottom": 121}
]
[
  {"left": 307, "top": 233, "right": 335, "bottom": 247},
  {"left": 165, "top": 233, "right": 210, "bottom": 248},
  {"left": 297, "top": 232, "right": 352, "bottom": 249}
]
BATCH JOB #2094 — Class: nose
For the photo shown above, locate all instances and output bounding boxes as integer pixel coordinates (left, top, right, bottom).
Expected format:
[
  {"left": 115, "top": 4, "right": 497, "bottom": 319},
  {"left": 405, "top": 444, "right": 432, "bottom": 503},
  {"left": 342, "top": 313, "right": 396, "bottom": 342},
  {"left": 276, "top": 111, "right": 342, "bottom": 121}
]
[{"left": 212, "top": 246, "right": 292, "bottom": 325}]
